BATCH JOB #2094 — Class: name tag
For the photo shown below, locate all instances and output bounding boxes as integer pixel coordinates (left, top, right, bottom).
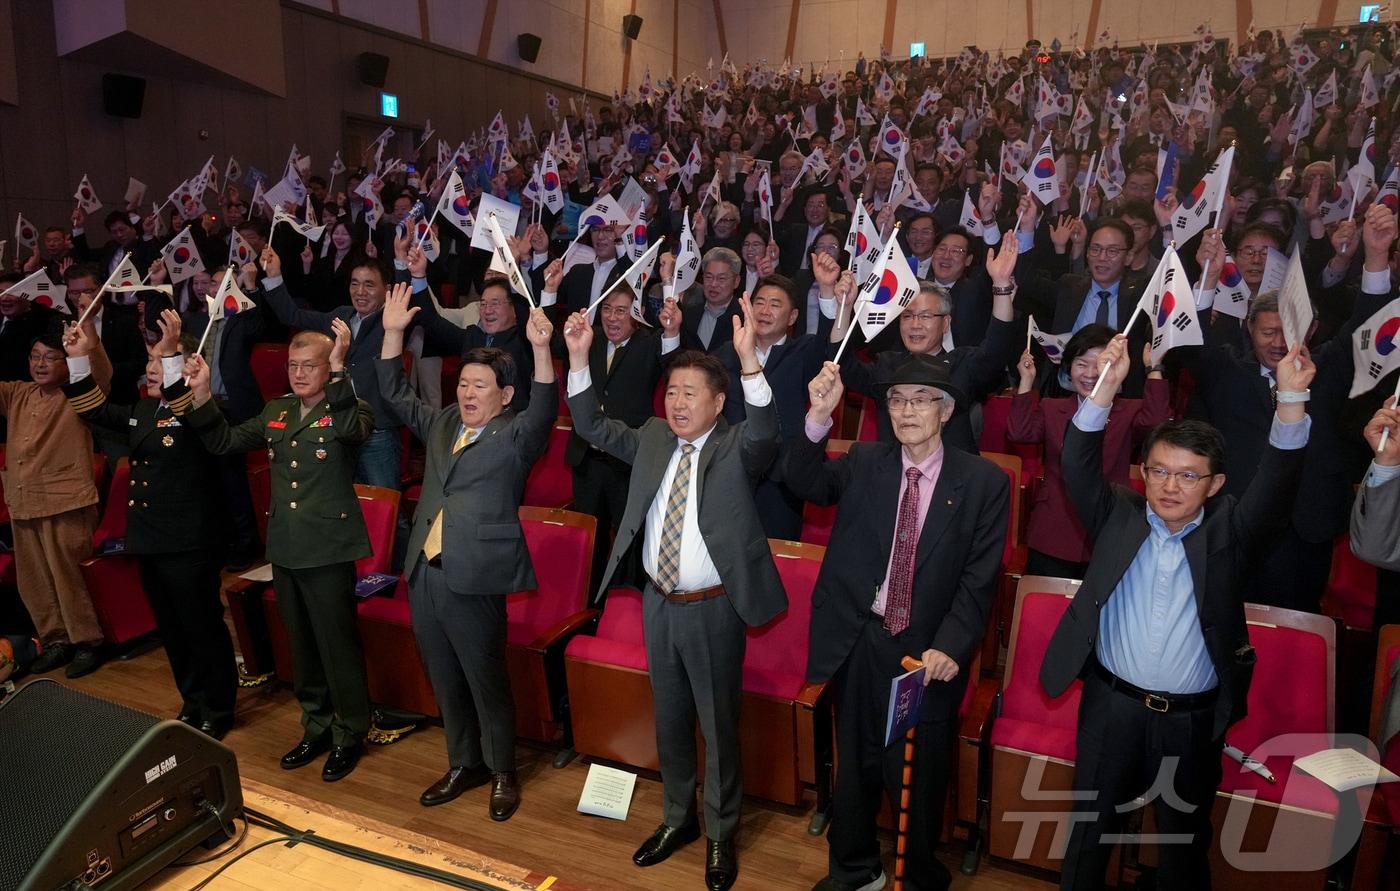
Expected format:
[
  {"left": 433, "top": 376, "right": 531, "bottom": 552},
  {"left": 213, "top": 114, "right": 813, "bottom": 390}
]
[
  {"left": 310, "top": 416, "right": 334, "bottom": 428},
  {"left": 267, "top": 421, "right": 287, "bottom": 429},
  {"left": 128, "top": 418, "right": 138, "bottom": 426}
]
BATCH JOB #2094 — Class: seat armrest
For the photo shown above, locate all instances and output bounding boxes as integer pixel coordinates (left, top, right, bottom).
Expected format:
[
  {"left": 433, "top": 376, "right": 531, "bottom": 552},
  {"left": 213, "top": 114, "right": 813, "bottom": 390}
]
[
  {"left": 795, "top": 680, "right": 828, "bottom": 710},
  {"left": 525, "top": 608, "right": 601, "bottom": 654},
  {"left": 958, "top": 680, "right": 1000, "bottom": 744}
]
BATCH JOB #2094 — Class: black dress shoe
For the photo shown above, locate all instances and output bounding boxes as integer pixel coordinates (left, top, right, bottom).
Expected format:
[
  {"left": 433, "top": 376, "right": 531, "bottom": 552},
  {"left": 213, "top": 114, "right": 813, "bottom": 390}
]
[
  {"left": 488, "top": 771, "right": 520, "bottom": 821},
  {"left": 199, "top": 717, "right": 234, "bottom": 741},
  {"left": 29, "top": 643, "right": 73, "bottom": 674},
  {"left": 420, "top": 765, "right": 491, "bottom": 807},
  {"left": 321, "top": 744, "right": 362, "bottom": 782},
  {"left": 65, "top": 645, "right": 105, "bottom": 679},
  {"left": 280, "top": 736, "right": 331, "bottom": 770},
  {"left": 705, "top": 838, "right": 738, "bottom": 891},
  {"left": 632, "top": 820, "right": 701, "bottom": 867}
]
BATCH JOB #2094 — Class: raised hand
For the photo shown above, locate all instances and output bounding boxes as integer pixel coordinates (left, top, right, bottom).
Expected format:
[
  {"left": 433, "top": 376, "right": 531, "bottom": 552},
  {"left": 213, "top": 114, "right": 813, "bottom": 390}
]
[
  {"left": 1088, "top": 333, "right": 1131, "bottom": 407},
  {"left": 1195, "top": 229, "right": 1225, "bottom": 289},
  {"left": 62, "top": 321, "right": 98, "bottom": 358},
  {"left": 393, "top": 225, "right": 412, "bottom": 263},
  {"left": 543, "top": 258, "right": 565, "bottom": 293},
  {"left": 147, "top": 258, "right": 169, "bottom": 286},
  {"left": 563, "top": 309, "right": 593, "bottom": 363},
  {"left": 812, "top": 250, "right": 841, "bottom": 291},
  {"left": 237, "top": 262, "right": 258, "bottom": 292},
  {"left": 1049, "top": 213, "right": 1074, "bottom": 253},
  {"left": 381, "top": 282, "right": 419, "bottom": 333},
  {"left": 806, "top": 360, "right": 845, "bottom": 424},
  {"left": 732, "top": 291, "right": 759, "bottom": 366},
  {"left": 329, "top": 318, "right": 352, "bottom": 370},
  {"left": 1362, "top": 201, "right": 1397, "bottom": 269},
  {"left": 984, "top": 233, "right": 1019, "bottom": 287},
  {"left": 1275, "top": 342, "right": 1316, "bottom": 393},
  {"left": 525, "top": 306, "right": 553, "bottom": 348},
  {"left": 408, "top": 244, "right": 429, "bottom": 279},
  {"left": 1330, "top": 218, "right": 1359, "bottom": 263},
  {"left": 184, "top": 355, "right": 212, "bottom": 404},
  {"left": 658, "top": 298, "right": 682, "bottom": 338},
  {"left": 301, "top": 242, "right": 314, "bottom": 273},
  {"left": 1363, "top": 397, "right": 1400, "bottom": 465},
  {"left": 154, "top": 309, "right": 183, "bottom": 356},
  {"left": 259, "top": 245, "right": 282, "bottom": 279},
  {"left": 1016, "top": 347, "right": 1036, "bottom": 389},
  {"left": 658, "top": 251, "right": 676, "bottom": 286}
]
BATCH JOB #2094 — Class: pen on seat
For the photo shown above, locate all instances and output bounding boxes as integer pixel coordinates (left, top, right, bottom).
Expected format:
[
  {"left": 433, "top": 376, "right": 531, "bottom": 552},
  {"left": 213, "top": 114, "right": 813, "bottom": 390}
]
[{"left": 1224, "top": 742, "right": 1277, "bottom": 784}]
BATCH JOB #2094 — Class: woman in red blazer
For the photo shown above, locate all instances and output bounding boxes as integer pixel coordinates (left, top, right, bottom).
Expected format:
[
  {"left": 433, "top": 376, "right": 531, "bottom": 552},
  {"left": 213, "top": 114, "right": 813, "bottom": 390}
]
[{"left": 1008, "top": 324, "right": 1171, "bottom": 579}]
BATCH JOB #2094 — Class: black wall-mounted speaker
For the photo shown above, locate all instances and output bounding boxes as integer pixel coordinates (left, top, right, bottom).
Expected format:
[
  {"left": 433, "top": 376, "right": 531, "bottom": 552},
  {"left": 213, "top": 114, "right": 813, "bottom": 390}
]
[
  {"left": 357, "top": 51, "right": 390, "bottom": 87},
  {"left": 517, "top": 33, "right": 542, "bottom": 63},
  {"left": 101, "top": 73, "right": 146, "bottom": 118},
  {"left": 622, "top": 14, "right": 643, "bottom": 39}
]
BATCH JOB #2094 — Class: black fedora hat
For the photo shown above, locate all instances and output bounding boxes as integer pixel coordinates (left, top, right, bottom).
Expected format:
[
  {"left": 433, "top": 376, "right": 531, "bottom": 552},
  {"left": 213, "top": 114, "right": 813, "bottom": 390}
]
[{"left": 875, "top": 354, "right": 967, "bottom": 408}]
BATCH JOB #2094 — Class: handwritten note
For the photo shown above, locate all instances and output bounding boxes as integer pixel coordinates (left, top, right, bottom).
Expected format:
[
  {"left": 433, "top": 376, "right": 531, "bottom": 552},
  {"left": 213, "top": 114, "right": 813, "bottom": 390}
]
[
  {"left": 1294, "top": 747, "right": 1399, "bottom": 792},
  {"left": 577, "top": 763, "right": 637, "bottom": 821}
]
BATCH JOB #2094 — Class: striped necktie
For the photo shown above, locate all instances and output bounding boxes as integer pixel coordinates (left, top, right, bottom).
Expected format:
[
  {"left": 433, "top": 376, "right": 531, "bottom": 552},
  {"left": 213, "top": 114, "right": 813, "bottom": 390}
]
[{"left": 654, "top": 444, "right": 696, "bottom": 594}]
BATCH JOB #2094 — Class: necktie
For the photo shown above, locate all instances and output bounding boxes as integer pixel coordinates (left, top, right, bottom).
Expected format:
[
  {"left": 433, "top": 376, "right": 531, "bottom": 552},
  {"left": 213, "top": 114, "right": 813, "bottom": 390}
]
[
  {"left": 485, "top": 333, "right": 495, "bottom": 347},
  {"left": 1094, "top": 290, "right": 1112, "bottom": 327},
  {"left": 606, "top": 343, "right": 616, "bottom": 372},
  {"left": 654, "top": 444, "right": 696, "bottom": 594},
  {"left": 883, "top": 467, "right": 922, "bottom": 635},
  {"left": 422, "top": 427, "right": 476, "bottom": 561}
]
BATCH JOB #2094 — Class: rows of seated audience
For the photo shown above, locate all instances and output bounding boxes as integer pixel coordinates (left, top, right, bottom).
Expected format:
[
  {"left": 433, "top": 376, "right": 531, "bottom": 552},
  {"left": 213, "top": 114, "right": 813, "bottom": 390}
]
[{"left": 4, "top": 21, "right": 1400, "bottom": 891}]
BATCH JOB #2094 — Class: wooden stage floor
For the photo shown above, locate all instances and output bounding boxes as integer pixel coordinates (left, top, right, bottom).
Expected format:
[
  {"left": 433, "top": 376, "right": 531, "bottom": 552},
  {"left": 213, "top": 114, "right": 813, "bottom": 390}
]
[{"left": 39, "top": 647, "right": 1055, "bottom": 890}]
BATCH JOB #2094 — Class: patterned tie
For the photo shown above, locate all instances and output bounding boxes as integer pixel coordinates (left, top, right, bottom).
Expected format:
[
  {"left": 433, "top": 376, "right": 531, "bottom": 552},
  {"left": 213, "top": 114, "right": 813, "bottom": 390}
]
[
  {"left": 606, "top": 343, "right": 616, "bottom": 372},
  {"left": 654, "top": 444, "right": 696, "bottom": 594},
  {"left": 422, "top": 426, "right": 476, "bottom": 561},
  {"left": 883, "top": 467, "right": 923, "bottom": 635},
  {"left": 1094, "top": 290, "right": 1112, "bottom": 327}
]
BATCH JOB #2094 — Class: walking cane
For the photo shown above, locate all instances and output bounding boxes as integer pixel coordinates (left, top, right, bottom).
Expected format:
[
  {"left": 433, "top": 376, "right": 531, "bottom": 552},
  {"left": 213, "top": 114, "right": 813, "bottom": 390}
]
[{"left": 893, "top": 655, "right": 923, "bottom": 891}]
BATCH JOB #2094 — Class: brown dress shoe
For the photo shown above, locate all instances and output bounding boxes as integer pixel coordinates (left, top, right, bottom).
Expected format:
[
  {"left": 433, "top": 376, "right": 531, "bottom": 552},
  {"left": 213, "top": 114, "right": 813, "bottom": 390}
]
[
  {"left": 488, "top": 771, "right": 520, "bottom": 821},
  {"left": 420, "top": 765, "right": 492, "bottom": 807}
]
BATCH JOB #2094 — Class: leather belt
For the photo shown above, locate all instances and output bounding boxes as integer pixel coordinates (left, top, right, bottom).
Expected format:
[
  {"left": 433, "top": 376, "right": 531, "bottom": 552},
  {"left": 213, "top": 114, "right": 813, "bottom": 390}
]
[
  {"left": 650, "top": 577, "right": 727, "bottom": 604},
  {"left": 1092, "top": 660, "right": 1217, "bottom": 714}
]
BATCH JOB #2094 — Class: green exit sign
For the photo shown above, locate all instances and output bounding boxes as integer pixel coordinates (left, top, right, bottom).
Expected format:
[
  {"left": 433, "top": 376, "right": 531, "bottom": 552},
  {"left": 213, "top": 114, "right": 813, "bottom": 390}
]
[{"left": 381, "top": 92, "right": 398, "bottom": 118}]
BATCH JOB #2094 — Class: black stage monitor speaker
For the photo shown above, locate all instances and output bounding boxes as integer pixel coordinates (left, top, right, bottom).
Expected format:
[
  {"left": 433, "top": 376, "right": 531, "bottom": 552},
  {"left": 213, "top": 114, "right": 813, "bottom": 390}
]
[
  {"left": 357, "top": 51, "right": 390, "bottom": 88},
  {"left": 517, "top": 33, "right": 542, "bottom": 63},
  {"left": 0, "top": 680, "right": 242, "bottom": 891},
  {"left": 101, "top": 74, "right": 145, "bottom": 119},
  {"left": 622, "top": 13, "right": 643, "bottom": 39}
]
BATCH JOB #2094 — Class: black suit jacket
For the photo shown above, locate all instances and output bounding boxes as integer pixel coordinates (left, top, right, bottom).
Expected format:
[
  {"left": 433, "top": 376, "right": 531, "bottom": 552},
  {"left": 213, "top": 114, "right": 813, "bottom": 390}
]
[
  {"left": 681, "top": 299, "right": 741, "bottom": 353},
  {"left": 71, "top": 233, "right": 161, "bottom": 283},
  {"left": 777, "top": 223, "right": 823, "bottom": 277},
  {"left": 1040, "top": 416, "right": 1306, "bottom": 738},
  {"left": 96, "top": 306, "right": 147, "bottom": 404},
  {"left": 565, "top": 328, "right": 675, "bottom": 465},
  {"left": 64, "top": 374, "right": 224, "bottom": 554},
  {"left": 716, "top": 328, "right": 833, "bottom": 447},
  {"left": 260, "top": 279, "right": 400, "bottom": 430},
  {"left": 408, "top": 288, "right": 534, "bottom": 414},
  {"left": 785, "top": 435, "right": 1010, "bottom": 716},
  {"left": 835, "top": 316, "right": 1020, "bottom": 451}
]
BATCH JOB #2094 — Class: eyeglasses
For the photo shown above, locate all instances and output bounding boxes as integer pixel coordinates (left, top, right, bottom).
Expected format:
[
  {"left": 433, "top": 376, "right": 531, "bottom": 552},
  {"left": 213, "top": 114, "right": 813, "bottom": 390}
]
[
  {"left": 1238, "top": 247, "right": 1271, "bottom": 260},
  {"left": 888, "top": 394, "right": 945, "bottom": 411},
  {"left": 933, "top": 245, "right": 967, "bottom": 257},
  {"left": 702, "top": 272, "right": 735, "bottom": 283},
  {"left": 1144, "top": 465, "right": 1214, "bottom": 490},
  {"left": 714, "top": 216, "right": 739, "bottom": 225},
  {"left": 286, "top": 361, "right": 326, "bottom": 374},
  {"left": 1086, "top": 244, "right": 1127, "bottom": 258},
  {"left": 903, "top": 312, "right": 948, "bottom": 324},
  {"left": 28, "top": 352, "right": 62, "bottom": 366}
]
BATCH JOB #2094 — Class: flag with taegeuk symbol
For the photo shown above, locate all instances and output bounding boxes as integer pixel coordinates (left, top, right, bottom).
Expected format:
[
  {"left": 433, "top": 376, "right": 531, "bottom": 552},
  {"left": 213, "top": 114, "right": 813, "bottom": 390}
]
[
  {"left": 159, "top": 227, "right": 205, "bottom": 285},
  {"left": 7, "top": 268, "right": 69, "bottom": 315},
  {"left": 855, "top": 235, "right": 920, "bottom": 341},
  {"left": 1350, "top": 296, "right": 1400, "bottom": 397},
  {"left": 207, "top": 269, "right": 256, "bottom": 321},
  {"left": 1211, "top": 254, "right": 1251, "bottom": 320},
  {"left": 1028, "top": 316, "right": 1067, "bottom": 363},
  {"left": 1136, "top": 245, "right": 1202, "bottom": 360}
]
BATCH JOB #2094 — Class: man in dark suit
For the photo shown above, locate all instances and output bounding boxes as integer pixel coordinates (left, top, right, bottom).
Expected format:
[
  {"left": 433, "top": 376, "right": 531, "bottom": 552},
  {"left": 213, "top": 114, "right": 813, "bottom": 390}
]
[
  {"left": 715, "top": 269, "right": 835, "bottom": 539},
  {"left": 64, "top": 310, "right": 237, "bottom": 738},
  {"left": 258, "top": 246, "right": 405, "bottom": 489},
  {"left": 168, "top": 324, "right": 375, "bottom": 783},
  {"left": 1013, "top": 213, "right": 1153, "bottom": 397},
  {"left": 788, "top": 356, "right": 1009, "bottom": 891},
  {"left": 534, "top": 224, "right": 624, "bottom": 318},
  {"left": 1040, "top": 334, "right": 1314, "bottom": 890},
  {"left": 829, "top": 237, "right": 1021, "bottom": 451},
  {"left": 564, "top": 296, "right": 784, "bottom": 891},
  {"left": 66, "top": 265, "right": 146, "bottom": 403},
  {"left": 777, "top": 188, "right": 836, "bottom": 276},
  {"left": 70, "top": 208, "right": 160, "bottom": 285},
  {"left": 377, "top": 284, "right": 558, "bottom": 821},
  {"left": 558, "top": 284, "right": 686, "bottom": 590},
  {"left": 681, "top": 247, "right": 744, "bottom": 352},
  {"left": 408, "top": 273, "right": 534, "bottom": 413},
  {"left": 1183, "top": 205, "right": 1396, "bottom": 611}
]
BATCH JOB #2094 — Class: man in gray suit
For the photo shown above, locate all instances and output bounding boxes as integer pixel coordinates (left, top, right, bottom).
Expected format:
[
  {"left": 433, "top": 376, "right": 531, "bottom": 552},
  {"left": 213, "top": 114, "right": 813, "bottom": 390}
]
[
  {"left": 1352, "top": 397, "right": 1400, "bottom": 569},
  {"left": 563, "top": 295, "right": 785, "bottom": 891},
  {"left": 376, "top": 277, "right": 557, "bottom": 823}
]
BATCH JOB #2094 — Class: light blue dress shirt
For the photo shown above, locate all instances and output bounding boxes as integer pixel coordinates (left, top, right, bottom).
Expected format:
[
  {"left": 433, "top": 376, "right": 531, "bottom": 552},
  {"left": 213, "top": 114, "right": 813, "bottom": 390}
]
[
  {"left": 1071, "top": 399, "right": 1311, "bottom": 694},
  {"left": 1070, "top": 280, "right": 1122, "bottom": 334}
]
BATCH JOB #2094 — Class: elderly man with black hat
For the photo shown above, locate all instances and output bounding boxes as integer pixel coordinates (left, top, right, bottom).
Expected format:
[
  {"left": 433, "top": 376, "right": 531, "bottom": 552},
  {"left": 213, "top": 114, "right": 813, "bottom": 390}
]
[{"left": 785, "top": 354, "right": 1010, "bottom": 891}]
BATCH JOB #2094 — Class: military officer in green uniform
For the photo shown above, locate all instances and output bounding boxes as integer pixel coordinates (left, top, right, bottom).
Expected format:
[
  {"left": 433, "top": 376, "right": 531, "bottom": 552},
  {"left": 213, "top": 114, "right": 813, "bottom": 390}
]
[
  {"left": 62, "top": 309, "right": 238, "bottom": 738},
  {"left": 167, "top": 318, "right": 375, "bottom": 782}
]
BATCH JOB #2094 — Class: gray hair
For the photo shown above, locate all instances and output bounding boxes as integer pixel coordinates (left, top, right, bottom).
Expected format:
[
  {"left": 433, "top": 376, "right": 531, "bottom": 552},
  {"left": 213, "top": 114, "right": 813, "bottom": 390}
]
[
  {"left": 918, "top": 281, "right": 952, "bottom": 316},
  {"left": 702, "top": 246, "right": 742, "bottom": 280}
]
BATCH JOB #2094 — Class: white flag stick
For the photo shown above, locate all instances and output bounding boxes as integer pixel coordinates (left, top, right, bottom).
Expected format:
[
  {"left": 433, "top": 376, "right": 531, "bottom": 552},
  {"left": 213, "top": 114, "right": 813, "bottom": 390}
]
[
  {"left": 78, "top": 252, "right": 133, "bottom": 325},
  {"left": 1379, "top": 376, "right": 1400, "bottom": 454},
  {"left": 1026, "top": 317, "right": 1034, "bottom": 354},
  {"left": 832, "top": 297, "right": 869, "bottom": 364},
  {"left": 1088, "top": 303, "right": 1145, "bottom": 399},
  {"left": 192, "top": 270, "right": 231, "bottom": 359},
  {"left": 1078, "top": 151, "right": 1098, "bottom": 220}
]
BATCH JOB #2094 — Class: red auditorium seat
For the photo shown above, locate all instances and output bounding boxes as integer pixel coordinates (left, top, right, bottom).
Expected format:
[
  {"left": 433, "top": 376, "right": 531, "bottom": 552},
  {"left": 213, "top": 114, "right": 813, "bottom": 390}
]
[
  {"left": 249, "top": 344, "right": 290, "bottom": 402},
  {"left": 979, "top": 391, "right": 1045, "bottom": 484},
  {"left": 78, "top": 459, "right": 158, "bottom": 645},
  {"left": 856, "top": 395, "right": 879, "bottom": 441},
  {"left": 522, "top": 421, "right": 574, "bottom": 509},
  {"left": 566, "top": 540, "right": 836, "bottom": 810},
  {"left": 1205, "top": 604, "right": 1338, "bottom": 891},
  {"left": 354, "top": 507, "right": 601, "bottom": 742},
  {"left": 1323, "top": 532, "right": 1378, "bottom": 632},
  {"left": 976, "top": 451, "right": 1027, "bottom": 671},
  {"left": 1353, "top": 625, "right": 1400, "bottom": 890},
  {"left": 987, "top": 576, "right": 1082, "bottom": 871},
  {"left": 799, "top": 438, "right": 854, "bottom": 546}
]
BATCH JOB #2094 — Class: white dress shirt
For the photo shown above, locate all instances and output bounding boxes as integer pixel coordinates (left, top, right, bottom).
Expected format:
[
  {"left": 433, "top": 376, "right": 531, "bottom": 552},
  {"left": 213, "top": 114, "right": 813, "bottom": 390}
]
[{"left": 566, "top": 367, "right": 773, "bottom": 592}]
